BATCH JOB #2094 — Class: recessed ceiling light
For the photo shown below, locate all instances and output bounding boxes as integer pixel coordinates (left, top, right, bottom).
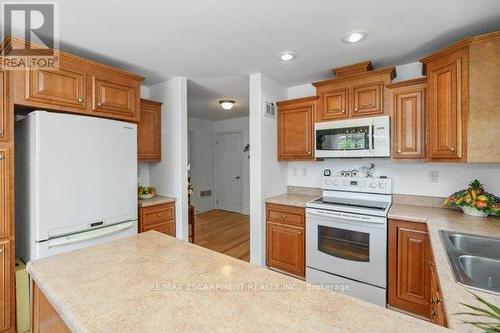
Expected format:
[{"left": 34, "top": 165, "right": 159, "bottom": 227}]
[
  {"left": 278, "top": 51, "right": 297, "bottom": 62},
  {"left": 219, "top": 100, "right": 236, "bottom": 110},
  {"left": 342, "top": 30, "right": 367, "bottom": 43}
]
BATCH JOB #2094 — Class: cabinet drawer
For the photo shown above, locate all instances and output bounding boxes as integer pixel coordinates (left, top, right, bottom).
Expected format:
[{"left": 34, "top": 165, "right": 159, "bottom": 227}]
[
  {"left": 140, "top": 220, "right": 175, "bottom": 237},
  {"left": 141, "top": 203, "right": 175, "bottom": 226},
  {"left": 266, "top": 203, "right": 305, "bottom": 227}
]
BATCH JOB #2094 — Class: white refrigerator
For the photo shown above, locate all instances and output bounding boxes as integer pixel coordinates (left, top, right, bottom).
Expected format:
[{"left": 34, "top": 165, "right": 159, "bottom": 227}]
[{"left": 15, "top": 111, "right": 138, "bottom": 262}]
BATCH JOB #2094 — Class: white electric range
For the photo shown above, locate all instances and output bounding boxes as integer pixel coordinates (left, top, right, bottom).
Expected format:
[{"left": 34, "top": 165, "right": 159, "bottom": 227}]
[{"left": 306, "top": 175, "right": 392, "bottom": 306}]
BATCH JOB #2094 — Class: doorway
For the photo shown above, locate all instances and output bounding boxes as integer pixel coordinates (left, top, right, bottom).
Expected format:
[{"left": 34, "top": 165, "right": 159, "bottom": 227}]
[{"left": 215, "top": 131, "right": 243, "bottom": 213}]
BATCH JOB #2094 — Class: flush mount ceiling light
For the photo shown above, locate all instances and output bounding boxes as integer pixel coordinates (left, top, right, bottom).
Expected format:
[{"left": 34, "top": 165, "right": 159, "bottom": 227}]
[
  {"left": 219, "top": 100, "right": 236, "bottom": 110},
  {"left": 278, "top": 51, "right": 297, "bottom": 62},
  {"left": 342, "top": 30, "right": 368, "bottom": 43}
]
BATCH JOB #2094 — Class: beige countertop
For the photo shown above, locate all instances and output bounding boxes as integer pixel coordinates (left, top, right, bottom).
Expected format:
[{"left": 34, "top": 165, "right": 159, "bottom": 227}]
[
  {"left": 27, "top": 231, "right": 448, "bottom": 333},
  {"left": 138, "top": 195, "right": 176, "bottom": 208},
  {"left": 265, "top": 193, "right": 319, "bottom": 208},
  {"left": 389, "top": 204, "right": 500, "bottom": 332}
]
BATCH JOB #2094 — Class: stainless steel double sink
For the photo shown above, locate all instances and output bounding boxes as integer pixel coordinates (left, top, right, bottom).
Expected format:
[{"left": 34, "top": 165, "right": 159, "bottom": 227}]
[{"left": 440, "top": 230, "right": 500, "bottom": 295}]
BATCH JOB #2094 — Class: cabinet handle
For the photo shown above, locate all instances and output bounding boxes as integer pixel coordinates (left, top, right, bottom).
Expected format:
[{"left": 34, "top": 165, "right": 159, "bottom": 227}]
[
  {"left": 397, "top": 150, "right": 402, "bottom": 154},
  {"left": 0, "top": 152, "right": 3, "bottom": 160},
  {"left": 282, "top": 215, "right": 286, "bottom": 219},
  {"left": 77, "top": 98, "right": 83, "bottom": 103},
  {"left": 298, "top": 231, "right": 302, "bottom": 235},
  {"left": 0, "top": 248, "right": 3, "bottom": 254},
  {"left": 432, "top": 311, "right": 438, "bottom": 318},
  {"left": 450, "top": 147, "right": 455, "bottom": 152},
  {"left": 354, "top": 108, "right": 358, "bottom": 111},
  {"left": 342, "top": 109, "right": 345, "bottom": 113},
  {"left": 97, "top": 102, "right": 102, "bottom": 107},
  {"left": 157, "top": 213, "right": 162, "bottom": 217}
]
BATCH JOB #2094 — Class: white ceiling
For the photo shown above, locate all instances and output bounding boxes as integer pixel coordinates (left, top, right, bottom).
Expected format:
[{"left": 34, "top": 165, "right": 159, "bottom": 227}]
[
  {"left": 41, "top": 0, "right": 500, "bottom": 88},
  {"left": 188, "top": 77, "right": 249, "bottom": 121}
]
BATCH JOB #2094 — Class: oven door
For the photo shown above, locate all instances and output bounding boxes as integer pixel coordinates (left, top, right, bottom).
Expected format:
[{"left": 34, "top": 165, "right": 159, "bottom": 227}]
[{"left": 306, "top": 208, "right": 387, "bottom": 288}]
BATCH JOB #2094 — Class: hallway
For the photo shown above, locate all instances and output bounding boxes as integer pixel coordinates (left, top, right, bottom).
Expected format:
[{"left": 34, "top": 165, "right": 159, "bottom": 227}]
[{"left": 194, "top": 210, "right": 250, "bottom": 262}]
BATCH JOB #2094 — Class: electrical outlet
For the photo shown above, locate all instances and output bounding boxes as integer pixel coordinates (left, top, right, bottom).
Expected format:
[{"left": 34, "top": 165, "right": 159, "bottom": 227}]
[{"left": 429, "top": 170, "right": 439, "bottom": 183}]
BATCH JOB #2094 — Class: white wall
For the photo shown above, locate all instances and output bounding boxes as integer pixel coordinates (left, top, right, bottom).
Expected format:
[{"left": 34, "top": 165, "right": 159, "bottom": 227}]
[
  {"left": 215, "top": 117, "right": 250, "bottom": 215},
  {"left": 285, "top": 61, "right": 500, "bottom": 198},
  {"left": 148, "top": 77, "right": 189, "bottom": 240},
  {"left": 188, "top": 117, "right": 216, "bottom": 213},
  {"left": 249, "top": 73, "right": 288, "bottom": 266},
  {"left": 287, "top": 160, "right": 500, "bottom": 197}
]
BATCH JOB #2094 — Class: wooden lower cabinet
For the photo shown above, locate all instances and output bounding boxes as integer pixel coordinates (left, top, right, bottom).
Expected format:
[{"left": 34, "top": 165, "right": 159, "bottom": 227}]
[
  {"left": 388, "top": 219, "right": 431, "bottom": 318},
  {"left": 430, "top": 258, "right": 448, "bottom": 326},
  {"left": 0, "top": 240, "right": 11, "bottom": 332},
  {"left": 266, "top": 203, "right": 305, "bottom": 278},
  {"left": 32, "top": 282, "right": 71, "bottom": 333},
  {"left": 139, "top": 202, "right": 176, "bottom": 237}
]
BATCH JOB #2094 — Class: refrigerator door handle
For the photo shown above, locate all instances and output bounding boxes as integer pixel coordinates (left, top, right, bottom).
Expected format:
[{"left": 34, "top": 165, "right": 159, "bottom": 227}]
[{"left": 47, "top": 221, "right": 135, "bottom": 248}]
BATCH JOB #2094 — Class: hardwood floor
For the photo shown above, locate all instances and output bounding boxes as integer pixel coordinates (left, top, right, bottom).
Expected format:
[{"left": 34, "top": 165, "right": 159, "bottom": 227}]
[{"left": 194, "top": 210, "right": 250, "bottom": 262}]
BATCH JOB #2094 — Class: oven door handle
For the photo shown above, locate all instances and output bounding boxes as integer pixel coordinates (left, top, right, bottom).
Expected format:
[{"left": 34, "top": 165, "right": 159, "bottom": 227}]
[{"left": 306, "top": 209, "right": 386, "bottom": 224}]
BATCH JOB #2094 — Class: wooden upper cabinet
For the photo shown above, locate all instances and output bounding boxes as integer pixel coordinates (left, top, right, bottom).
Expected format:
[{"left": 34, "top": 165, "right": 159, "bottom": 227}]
[
  {"left": 313, "top": 62, "right": 395, "bottom": 122},
  {"left": 423, "top": 47, "right": 468, "bottom": 161},
  {"left": 138, "top": 99, "right": 162, "bottom": 161},
  {"left": 0, "top": 71, "right": 5, "bottom": 141},
  {"left": 0, "top": 149, "right": 8, "bottom": 239},
  {"left": 26, "top": 66, "right": 86, "bottom": 109},
  {"left": 0, "top": 239, "right": 10, "bottom": 332},
  {"left": 319, "top": 87, "right": 348, "bottom": 120},
  {"left": 92, "top": 76, "right": 138, "bottom": 119},
  {"left": 7, "top": 37, "right": 143, "bottom": 122},
  {"left": 388, "top": 78, "right": 426, "bottom": 159},
  {"left": 277, "top": 96, "right": 316, "bottom": 161},
  {"left": 388, "top": 219, "right": 431, "bottom": 318},
  {"left": 351, "top": 81, "right": 383, "bottom": 116}
]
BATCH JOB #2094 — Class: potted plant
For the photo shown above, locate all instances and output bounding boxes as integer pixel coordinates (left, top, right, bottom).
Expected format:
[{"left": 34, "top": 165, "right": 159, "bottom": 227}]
[
  {"left": 444, "top": 180, "right": 500, "bottom": 217},
  {"left": 138, "top": 186, "right": 156, "bottom": 200}
]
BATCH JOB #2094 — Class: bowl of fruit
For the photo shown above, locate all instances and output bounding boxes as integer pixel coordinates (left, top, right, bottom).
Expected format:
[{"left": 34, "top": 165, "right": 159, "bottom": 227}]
[
  {"left": 444, "top": 180, "right": 500, "bottom": 217},
  {"left": 138, "top": 186, "right": 156, "bottom": 200}
]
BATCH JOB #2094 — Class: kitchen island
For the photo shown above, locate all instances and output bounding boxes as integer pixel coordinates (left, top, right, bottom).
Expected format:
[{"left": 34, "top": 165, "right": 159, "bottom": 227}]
[{"left": 27, "top": 231, "right": 449, "bottom": 333}]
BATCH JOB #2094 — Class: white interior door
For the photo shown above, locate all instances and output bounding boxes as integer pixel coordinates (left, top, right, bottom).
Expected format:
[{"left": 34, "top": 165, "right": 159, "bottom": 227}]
[{"left": 216, "top": 132, "right": 242, "bottom": 213}]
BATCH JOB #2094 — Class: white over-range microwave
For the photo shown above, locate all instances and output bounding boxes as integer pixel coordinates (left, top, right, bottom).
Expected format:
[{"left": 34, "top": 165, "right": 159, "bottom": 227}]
[{"left": 315, "top": 115, "right": 390, "bottom": 158}]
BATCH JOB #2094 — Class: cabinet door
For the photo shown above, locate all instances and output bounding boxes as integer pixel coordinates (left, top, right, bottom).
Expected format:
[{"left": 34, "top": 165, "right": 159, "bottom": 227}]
[
  {"left": 266, "top": 222, "right": 304, "bottom": 277},
  {"left": 0, "top": 149, "right": 8, "bottom": 239},
  {"left": 277, "top": 98, "right": 315, "bottom": 161},
  {"left": 0, "top": 71, "right": 5, "bottom": 141},
  {"left": 388, "top": 220, "right": 431, "bottom": 318},
  {"left": 427, "top": 56, "right": 464, "bottom": 160},
  {"left": 392, "top": 88, "right": 425, "bottom": 159},
  {"left": 319, "top": 87, "right": 348, "bottom": 120},
  {"left": 92, "top": 77, "right": 137, "bottom": 118},
  {"left": 0, "top": 240, "right": 10, "bottom": 332},
  {"left": 351, "top": 82, "right": 383, "bottom": 116},
  {"left": 138, "top": 99, "right": 161, "bottom": 161},
  {"left": 430, "top": 261, "right": 447, "bottom": 326},
  {"left": 26, "top": 67, "right": 86, "bottom": 109}
]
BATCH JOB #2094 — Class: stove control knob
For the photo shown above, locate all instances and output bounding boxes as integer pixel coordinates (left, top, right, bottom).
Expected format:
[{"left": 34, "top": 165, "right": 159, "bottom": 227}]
[{"left": 379, "top": 182, "right": 387, "bottom": 189}]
